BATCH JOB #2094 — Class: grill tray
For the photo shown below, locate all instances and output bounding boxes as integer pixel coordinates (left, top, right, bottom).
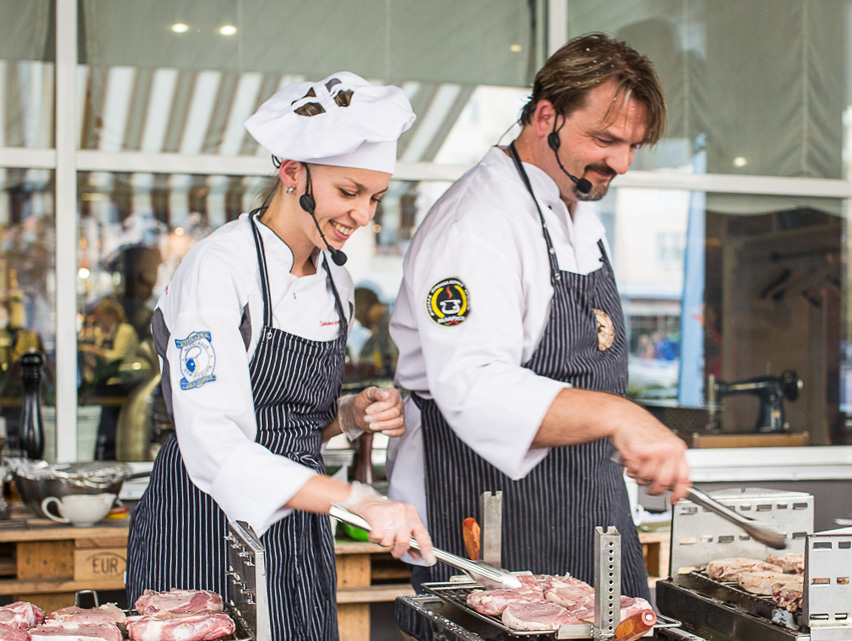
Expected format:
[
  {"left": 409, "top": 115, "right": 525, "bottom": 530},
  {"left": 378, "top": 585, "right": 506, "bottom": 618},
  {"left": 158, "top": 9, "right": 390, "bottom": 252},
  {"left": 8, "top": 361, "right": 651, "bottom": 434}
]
[
  {"left": 422, "top": 581, "right": 680, "bottom": 640},
  {"left": 677, "top": 570, "right": 802, "bottom": 628}
]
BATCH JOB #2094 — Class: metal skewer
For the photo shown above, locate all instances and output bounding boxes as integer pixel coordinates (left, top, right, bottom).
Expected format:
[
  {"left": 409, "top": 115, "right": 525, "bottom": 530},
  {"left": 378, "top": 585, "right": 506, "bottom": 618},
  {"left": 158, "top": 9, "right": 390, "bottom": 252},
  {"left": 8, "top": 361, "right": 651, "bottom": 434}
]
[{"left": 329, "top": 505, "right": 523, "bottom": 590}]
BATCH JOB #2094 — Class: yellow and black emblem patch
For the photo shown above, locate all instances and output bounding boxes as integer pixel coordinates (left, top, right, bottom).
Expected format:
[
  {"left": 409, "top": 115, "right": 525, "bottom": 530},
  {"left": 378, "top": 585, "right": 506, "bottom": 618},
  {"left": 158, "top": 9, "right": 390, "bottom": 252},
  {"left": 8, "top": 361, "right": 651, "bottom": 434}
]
[{"left": 426, "top": 278, "right": 470, "bottom": 326}]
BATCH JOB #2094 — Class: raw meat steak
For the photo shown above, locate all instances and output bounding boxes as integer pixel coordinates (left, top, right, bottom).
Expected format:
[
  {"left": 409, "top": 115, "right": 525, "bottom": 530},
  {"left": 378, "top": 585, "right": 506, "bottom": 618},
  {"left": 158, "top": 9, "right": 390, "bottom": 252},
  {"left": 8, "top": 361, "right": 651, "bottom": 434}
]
[
  {"left": 738, "top": 571, "right": 803, "bottom": 595},
  {"left": 772, "top": 583, "right": 803, "bottom": 612},
  {"left": 0, "top": 625, "right": 30, "bottom": 641},
  {"left": 466, "top": 587, "right": 546, "bottom": 616},
  {"left": 133, "top": 590, "right": 223, "bottom": 616},
  {"left": 706, "top": 558, "right": 782, "bottom": 581},
  {"left": 501, "top": 602, "right": 582, "bottom": 631},
  {"left": 542, "top": 576, "right": 595, "bottom": 607},
  {"left": 48, "top": 606, "right": 125, "bottom": 626},
  {"left": 766, "top": 553, "right": 804, "bottom": 574},
  {"left": 28, "top": 623, "right": 122, "bottom": 641},
  {"left": 571, "top": 596, "right": 653, "bottom": 623},
  {"left": 0, "top": 603, "right": 46, "bottom": 629},
  {"left": 125, "top": 612, "right": 235, "bottom": 641}
]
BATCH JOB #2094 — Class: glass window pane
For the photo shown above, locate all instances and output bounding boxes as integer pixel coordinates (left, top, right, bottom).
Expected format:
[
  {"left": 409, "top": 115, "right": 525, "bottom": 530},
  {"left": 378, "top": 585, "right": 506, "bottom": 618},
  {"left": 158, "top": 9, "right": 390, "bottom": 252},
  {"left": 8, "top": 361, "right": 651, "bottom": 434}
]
[
  {"left": 0, "top": 169, "right": 56, "bottom": 457},
  {"left": 77, "top": 171, "right": 255, "bottom": 462},
  {"left": 77, "top": 0, "right": 539, "bottom": 155},
  {"left": 565, "top": 0, "right": 847, "bottom": 179},
  {"left": 0, "top": 0, "right": 54, "bottom": 148},
  {"left": 598, "top": 186, "right": 848, "bottom": 447}
]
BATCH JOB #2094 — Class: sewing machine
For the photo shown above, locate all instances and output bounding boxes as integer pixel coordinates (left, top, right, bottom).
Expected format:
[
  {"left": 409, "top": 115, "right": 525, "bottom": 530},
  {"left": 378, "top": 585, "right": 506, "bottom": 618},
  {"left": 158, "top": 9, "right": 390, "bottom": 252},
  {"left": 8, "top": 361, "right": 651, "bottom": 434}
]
[{"left": 707, "top": 370, "right": 802, "bottom": 433}]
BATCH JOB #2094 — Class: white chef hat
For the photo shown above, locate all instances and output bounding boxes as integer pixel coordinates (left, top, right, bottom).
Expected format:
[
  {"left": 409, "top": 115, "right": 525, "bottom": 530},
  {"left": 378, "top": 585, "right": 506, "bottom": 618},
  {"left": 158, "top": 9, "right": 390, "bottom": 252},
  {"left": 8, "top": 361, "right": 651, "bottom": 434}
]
[{"left": 244, "top": 71, "right": 415, "bottom": 175}]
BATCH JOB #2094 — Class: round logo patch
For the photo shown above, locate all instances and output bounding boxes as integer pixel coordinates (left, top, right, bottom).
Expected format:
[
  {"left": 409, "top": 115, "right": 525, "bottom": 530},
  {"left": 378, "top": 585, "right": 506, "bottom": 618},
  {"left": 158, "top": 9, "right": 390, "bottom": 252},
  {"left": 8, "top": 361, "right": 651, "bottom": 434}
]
[
  {"left": 593, "top": 308, "right": 615, "bottom": 351},
  {"left": 426, "top": 278, "right": 470, "bottom": 326},
  {"left": 175, "top": 331, "right": 217, "bottom": 390}
]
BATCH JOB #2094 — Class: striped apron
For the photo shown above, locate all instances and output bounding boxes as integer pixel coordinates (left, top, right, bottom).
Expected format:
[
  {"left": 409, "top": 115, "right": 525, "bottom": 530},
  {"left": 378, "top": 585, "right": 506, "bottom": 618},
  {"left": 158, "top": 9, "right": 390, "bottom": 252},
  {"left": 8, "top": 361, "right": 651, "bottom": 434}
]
[
  {"left": 413, "top": 146, "right": 650, "bottom": 600},
  {"left": 127, "top": 213, "right": 347, "bottom": 640}
]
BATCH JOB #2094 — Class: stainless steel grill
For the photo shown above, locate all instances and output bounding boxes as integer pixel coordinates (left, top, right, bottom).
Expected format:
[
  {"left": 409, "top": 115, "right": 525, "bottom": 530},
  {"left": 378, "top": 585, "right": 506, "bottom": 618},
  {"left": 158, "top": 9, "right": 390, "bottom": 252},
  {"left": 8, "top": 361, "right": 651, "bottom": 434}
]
[
  {"left": 418, "top": 581, "right": 682, "bottom": 640},
  {"left": 658, "top": 487, "right": 852, "bottom": 641}
]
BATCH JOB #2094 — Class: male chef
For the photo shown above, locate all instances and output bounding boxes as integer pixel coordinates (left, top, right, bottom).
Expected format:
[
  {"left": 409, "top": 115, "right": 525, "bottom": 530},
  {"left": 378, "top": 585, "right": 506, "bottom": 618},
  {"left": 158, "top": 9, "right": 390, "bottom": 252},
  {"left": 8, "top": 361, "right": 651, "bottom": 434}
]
[{"left": 386, "top": 33, "right": 690, "bottom": 599}]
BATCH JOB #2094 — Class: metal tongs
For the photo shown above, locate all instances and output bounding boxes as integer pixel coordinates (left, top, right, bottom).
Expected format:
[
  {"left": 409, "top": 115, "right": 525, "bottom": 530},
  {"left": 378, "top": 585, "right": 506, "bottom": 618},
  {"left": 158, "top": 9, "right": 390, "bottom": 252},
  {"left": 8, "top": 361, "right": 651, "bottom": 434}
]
[
  {"left": 684, "top": 486, "right": 787, "bottom": 550},
  {"left": 610, "top": 452, "right": 787, "bottom": 550},
  {"left": 329, "top": 504, "right": 523, "bottom": 590}
]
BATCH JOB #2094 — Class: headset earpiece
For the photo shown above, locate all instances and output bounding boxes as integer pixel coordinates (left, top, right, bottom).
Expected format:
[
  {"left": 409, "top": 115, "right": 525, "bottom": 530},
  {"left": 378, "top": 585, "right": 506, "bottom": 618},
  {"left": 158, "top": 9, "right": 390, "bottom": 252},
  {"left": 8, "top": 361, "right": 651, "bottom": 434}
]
[
  {"left": 299, "top": 194, "right": 315, "bottom": 214},
  {"left": 547, "top": 131, "right": 561, "bottom": 151}
]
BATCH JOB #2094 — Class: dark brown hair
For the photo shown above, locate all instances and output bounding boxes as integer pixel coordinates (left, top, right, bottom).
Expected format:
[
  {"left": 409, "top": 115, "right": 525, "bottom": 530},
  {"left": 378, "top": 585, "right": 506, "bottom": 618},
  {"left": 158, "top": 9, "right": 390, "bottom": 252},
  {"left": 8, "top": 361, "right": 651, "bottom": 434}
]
[{"left": 520, "top": 32, "right": 667, "bottom": 145}]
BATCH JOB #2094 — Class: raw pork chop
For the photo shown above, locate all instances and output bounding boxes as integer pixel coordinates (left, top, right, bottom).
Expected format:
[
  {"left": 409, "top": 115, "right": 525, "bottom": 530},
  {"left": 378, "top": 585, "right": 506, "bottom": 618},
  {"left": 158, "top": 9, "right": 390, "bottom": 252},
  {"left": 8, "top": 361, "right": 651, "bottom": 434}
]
[
  {"left": 738, "top": 571, "right": 803, "bottom": 595},
  {"left": 570, "top": 596, "right": 653, "bottom": 623},
  {"left": 502, "top": 602, "right": 582, "bottom": 631},
  {"left": 48, "top": 606, "right": 125, "bottom": 626},
  {"left": 466, "top": 588, "right": 546, "bottom": 616},
  {"left": 706, "top": 558, "right": 782, "bottom": 581},
  {"left": 0, "top": 603, "right": 46, "bottom": 629},
  {"left": 125, "top": 612, "right": 235, "bottom": 641},
  {"left": 772, "top": 583, "right": 803, "bottom": 612},
  {"left": 0, "top": 625, "right": 30, "bottom": 641},
  {"left": 766, "top": 553, "right": 805, "bottom": 574},
  {"left": 542, "top": 576, "right": 595, "bottom": 607},
  {"left": 133, "top": 590, "right": 223, "bottom": 616},
  {"left": 28, "top": 623, "right": 122, "bottom": 641}
]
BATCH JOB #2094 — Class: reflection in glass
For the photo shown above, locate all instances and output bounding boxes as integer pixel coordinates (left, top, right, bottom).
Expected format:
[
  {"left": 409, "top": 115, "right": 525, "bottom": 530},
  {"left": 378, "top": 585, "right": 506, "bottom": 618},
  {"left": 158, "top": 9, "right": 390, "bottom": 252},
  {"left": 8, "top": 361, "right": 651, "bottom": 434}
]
[
  {"left": 0, "top": 169, "right": 56, "bottom": 457},
  {"left": 76, "top": 172, "right": 254, "bottom": 462}
]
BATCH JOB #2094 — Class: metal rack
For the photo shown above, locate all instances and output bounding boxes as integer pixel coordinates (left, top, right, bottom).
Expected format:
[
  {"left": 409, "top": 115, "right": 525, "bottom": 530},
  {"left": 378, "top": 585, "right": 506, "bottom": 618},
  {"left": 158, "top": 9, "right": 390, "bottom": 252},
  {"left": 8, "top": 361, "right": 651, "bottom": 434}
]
[{"left": 224, "top": 520, "right": 271, "bottom": 641}]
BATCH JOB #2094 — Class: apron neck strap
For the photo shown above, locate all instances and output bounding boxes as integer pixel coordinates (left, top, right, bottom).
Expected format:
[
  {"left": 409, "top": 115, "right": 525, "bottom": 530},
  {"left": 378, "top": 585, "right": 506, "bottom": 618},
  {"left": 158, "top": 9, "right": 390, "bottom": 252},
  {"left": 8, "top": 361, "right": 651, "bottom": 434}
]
[{"left": 507, "top": 142, "right": 560, "bottom": 284}]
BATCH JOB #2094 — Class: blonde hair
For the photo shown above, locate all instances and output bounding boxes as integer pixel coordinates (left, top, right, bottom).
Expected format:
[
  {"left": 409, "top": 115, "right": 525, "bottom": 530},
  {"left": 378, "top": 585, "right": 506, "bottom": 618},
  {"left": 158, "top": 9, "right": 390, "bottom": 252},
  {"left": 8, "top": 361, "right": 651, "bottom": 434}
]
[{"left": 520, "top": 32, "right": 667, "bottom": 146}]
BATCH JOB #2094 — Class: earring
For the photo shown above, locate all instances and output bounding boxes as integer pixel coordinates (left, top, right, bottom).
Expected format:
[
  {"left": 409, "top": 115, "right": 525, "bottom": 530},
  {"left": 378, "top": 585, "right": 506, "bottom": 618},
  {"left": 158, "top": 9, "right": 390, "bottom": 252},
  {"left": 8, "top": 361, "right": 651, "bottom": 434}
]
[{"left": 286, "top": 186, "right": 295, "bottom": 194}]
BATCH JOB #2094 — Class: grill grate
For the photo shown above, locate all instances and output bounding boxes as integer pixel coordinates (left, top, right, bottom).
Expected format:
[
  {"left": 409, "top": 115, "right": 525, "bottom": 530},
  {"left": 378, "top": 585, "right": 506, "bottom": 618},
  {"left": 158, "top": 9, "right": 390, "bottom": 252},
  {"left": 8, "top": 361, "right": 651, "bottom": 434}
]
[
  {"left": 421, "top": 581, "right": 680, "bottom": 640},
  {"left": 422, "top": 582, "right": 560, "bottom": 637},
  {"left": 671, "top": 570, "right": 802, "bottom": 631}
]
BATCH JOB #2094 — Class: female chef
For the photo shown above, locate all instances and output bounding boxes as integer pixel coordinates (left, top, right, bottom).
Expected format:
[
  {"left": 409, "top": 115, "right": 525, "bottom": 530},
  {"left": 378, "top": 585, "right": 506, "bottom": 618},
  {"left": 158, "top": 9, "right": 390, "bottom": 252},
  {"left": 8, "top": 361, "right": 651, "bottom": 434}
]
[{"left": 126, "top": 72, "right": 434, "bottom": 641}]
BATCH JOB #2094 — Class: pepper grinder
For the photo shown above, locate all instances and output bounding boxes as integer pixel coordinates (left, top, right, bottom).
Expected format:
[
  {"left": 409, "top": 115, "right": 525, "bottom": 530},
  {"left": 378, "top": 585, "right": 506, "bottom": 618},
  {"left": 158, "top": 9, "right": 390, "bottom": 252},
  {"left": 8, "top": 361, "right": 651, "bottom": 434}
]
[{"left": 19, "top": 350, "right": 45, "bottom": 460}]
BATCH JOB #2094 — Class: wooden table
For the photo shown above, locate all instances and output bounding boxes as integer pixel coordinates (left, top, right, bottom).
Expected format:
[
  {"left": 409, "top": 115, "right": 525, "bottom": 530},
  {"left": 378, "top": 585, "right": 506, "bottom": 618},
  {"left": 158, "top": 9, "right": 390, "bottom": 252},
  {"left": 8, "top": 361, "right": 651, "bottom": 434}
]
[
  {"left": 0, "top": 513, "right": 130, "bottom": 612},
  {"left": 334, "top": 540, "right": 414, "bottom": 641}
]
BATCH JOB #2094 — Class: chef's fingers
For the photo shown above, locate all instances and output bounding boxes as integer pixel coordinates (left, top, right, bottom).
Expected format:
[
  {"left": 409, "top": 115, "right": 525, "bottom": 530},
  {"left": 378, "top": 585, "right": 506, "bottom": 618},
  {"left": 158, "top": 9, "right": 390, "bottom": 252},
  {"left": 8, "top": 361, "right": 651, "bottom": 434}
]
[
  {"left": 668, "top": 458, "right": 692, "bottom": 504},
  {"left": 362, "top": 386, "right": 391, "bottom": 403},
  {"left": 364, "top": 388, "right": 402, "bottom": 415},
  {"left": 364, "top": 415, "right": 405, "bottom": 436},
  {"left": 407, "top": 507, "right": 435, "bottom": 565},
  {"left": 644, "top": 455, "right": 675, "bottom": 496}
]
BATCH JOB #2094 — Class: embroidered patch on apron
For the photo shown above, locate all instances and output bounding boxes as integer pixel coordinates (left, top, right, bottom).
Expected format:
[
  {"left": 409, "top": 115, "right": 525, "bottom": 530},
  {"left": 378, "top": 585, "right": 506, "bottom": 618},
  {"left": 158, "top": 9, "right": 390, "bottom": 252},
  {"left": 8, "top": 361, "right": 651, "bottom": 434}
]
[
  {"left": 175, "top": 331, "right": 217, "bottom": 389},
  {"left": 426, "top": 278, "right": 470, "bottom": 326},
  {"left": 593, "top": 308, "right": 615, "bottom": 351}
]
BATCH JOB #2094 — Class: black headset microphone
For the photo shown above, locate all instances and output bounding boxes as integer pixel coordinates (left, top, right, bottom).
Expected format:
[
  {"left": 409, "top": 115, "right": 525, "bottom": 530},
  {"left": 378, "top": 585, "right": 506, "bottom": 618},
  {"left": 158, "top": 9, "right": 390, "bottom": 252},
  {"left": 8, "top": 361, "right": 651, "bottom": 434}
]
[
  {"left": 547, "top": 123, "right": 592, "bottom": 195},
  {"left": 299, "top": 165, "right": 348, "bottom": 266}
]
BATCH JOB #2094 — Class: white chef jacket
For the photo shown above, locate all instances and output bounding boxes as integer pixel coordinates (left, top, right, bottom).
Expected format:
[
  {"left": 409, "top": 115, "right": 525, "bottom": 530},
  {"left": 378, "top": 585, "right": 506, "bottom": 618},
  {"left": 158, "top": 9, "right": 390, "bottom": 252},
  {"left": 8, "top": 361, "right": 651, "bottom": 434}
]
[
  {"left": 154, "top": 212, "right": 354, "bottom": 537},
  {"left": 387, "top": 146, "right": 612, "bottom": 535}
]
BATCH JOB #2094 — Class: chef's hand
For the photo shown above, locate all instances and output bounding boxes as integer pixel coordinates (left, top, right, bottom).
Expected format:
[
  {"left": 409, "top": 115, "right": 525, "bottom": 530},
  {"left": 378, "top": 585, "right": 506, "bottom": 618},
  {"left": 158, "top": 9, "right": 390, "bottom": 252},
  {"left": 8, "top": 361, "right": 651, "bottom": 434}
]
[
  {"left": 353, "top": 386, "right": 405, "bottom": 437},
  {"left": 611, "top": 412, "right": 690, "bottom": 503},
  {"left": 339, "top": 482, "right": 435, "bottom": 564}
]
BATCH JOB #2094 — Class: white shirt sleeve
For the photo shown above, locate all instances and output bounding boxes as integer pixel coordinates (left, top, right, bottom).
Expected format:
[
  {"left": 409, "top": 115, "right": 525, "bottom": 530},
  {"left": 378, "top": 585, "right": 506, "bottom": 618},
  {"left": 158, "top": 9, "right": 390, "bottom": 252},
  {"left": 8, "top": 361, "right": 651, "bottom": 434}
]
[
  {"left": 162, "top": 242, "right": 316, "bottom": 537},
  {"left": 405, "top": 209, "right": 567, "bottom": 480}
]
